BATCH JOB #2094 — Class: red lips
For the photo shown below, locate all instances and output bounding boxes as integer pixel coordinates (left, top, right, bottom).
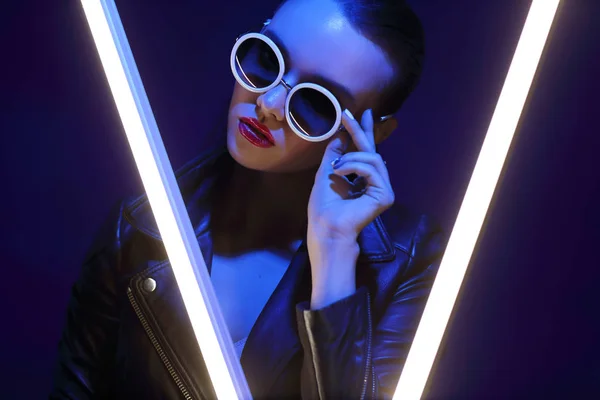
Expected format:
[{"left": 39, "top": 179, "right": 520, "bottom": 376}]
[{"left": 239, "top": 117, "right": 275, "bottom": 145}]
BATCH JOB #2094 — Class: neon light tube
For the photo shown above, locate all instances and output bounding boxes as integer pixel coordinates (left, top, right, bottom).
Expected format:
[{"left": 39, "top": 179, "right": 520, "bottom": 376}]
[
  {"left": 393, "top": 1, "right": 562, "bottom": 399},
  {"left": 79, "top": 1, "right": 252, "bottom": 398}
]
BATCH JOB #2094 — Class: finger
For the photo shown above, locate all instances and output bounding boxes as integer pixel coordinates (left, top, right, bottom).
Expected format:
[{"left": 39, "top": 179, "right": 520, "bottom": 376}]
[
  {"left": 318, "top": 130, "right": 350, "bottom": 174},
  {"left": 332, "top": 162, "right": 395, "bottom": 209},
  {"left": 341, "top": 109, "right": 374, "bottom": 153},
  {"left": 331, "top": 161, "right": 388, "bottom": 192},
  {"left": 332, "top": 151, "right": 391, "bottom": 182},
  {"left": 361, "top": 109, "right": 376, "bottom": 149}
]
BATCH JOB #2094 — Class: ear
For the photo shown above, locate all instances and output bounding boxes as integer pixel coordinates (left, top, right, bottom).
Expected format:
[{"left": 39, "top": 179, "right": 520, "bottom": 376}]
[{"left": 374, "top": 116, "right": 398, "bottom": 144}]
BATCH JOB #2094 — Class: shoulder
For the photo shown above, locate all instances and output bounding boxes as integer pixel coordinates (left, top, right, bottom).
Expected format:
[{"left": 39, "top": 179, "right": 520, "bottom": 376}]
[
  {"left": 123, "top": 144, "right": 228, "bottom": 222},
  {"left": 84, "top": 145, "right": 229, "bottom": 276},
  {"left": 119, "top": 144, "right": 230, "bottom": 240},
  {"left": 380, "top": 203, "right": 446, "bottom": 271}
]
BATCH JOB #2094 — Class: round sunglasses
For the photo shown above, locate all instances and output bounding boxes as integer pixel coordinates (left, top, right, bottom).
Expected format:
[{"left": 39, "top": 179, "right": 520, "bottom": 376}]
[{"left": 230, "top": 32, "right": 392, "bottom": 143}]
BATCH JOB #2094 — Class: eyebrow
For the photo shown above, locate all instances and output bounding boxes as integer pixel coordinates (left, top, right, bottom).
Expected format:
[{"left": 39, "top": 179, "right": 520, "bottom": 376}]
[{"left": 263, "top": 29, "right": 357, "bottom": 109}]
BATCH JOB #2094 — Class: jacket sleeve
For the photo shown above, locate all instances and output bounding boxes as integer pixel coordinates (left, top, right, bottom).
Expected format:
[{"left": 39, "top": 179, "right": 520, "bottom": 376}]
[
  {"left": 296, "top": 216, "right": 444, "bottom": 400},
  {"left": 49, "top": 201, "right": 126, "bottom": 399}
]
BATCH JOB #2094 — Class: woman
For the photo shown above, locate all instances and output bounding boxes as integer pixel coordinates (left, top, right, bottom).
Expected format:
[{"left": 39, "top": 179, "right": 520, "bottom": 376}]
[{"left": 51, "top": 0, "right": 444, "bottom": 398}]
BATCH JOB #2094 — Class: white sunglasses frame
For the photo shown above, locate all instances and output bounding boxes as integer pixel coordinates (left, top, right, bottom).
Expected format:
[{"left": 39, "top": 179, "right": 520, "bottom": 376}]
[{"left": 230, "top": 32, "right": 391, "bottom": 143}]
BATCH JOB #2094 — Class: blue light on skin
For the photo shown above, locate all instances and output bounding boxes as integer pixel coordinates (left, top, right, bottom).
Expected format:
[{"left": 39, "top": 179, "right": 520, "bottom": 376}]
[
  {"left": 226, "top": 0, "right": 396, "bottom": 174},
  {"left": 215, "top": 0, "right": 398, "bottom": 251}
]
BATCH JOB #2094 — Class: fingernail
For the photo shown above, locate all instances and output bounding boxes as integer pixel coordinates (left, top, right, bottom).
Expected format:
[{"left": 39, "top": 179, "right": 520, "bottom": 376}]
[
  {"left": 344, "top": 109, "right": 355, "bottom": 120},
  {"left": 331, "top": 157, "right": 342, "bottom": 169}
]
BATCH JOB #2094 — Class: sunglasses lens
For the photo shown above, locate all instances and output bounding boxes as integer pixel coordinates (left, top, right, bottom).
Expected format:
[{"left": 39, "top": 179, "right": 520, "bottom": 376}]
[
  {"left": 288, "top": 87, "right": 337, "bottom": 138},
  {"left": 234, "top": 37, "right": 281, "bottom": 89}
]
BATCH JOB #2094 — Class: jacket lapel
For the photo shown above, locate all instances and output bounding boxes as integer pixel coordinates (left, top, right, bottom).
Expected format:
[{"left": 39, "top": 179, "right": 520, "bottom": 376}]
[
  {"left": 239, "top": 218, "right": 399, "bottom": 396},
  {"left": 239, "top": 241, "right": 311, "bottom": 397}
]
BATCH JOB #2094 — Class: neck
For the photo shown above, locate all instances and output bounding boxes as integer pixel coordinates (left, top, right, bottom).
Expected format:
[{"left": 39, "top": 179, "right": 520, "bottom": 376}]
[{"left": 210, "top": 160, "right": 316, "bottom": 254}]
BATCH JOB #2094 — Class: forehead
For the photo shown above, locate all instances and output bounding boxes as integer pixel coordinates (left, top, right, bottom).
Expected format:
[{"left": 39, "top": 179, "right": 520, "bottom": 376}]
[{"left": 268, "top": 0, "right": 394, "bottom": 109}]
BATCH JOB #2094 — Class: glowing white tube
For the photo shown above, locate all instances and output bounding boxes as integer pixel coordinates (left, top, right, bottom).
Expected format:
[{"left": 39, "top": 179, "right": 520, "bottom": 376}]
[
  {"left": 393, "top": 1, "right": 561, "bottom": 399},
  {"left": 79, "top": 1, "right": 252, "bottom": 399}
]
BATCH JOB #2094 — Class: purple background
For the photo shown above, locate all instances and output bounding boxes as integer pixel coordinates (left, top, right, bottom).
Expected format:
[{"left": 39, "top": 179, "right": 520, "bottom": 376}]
[{"left": 2, "top": 0, "right": 599, "bottom": 398}]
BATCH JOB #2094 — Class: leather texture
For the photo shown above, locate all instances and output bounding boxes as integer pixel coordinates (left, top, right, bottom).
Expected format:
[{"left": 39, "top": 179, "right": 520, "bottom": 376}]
[{"left": 50, "top": 144, "right": 446, "bottom": 400}]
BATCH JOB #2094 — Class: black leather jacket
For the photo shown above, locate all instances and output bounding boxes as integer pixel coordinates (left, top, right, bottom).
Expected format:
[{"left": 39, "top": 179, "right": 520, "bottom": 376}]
[{"left": 50, "top": 145, "right": 445, "bottom": 400}]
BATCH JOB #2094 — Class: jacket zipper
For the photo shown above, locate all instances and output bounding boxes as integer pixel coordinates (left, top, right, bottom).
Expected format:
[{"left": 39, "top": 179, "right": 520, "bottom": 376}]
[
  {"left": 127, "top": 287, "right": 194, "bottom": 400},
  {"left": 360, "top": 294, "right": 373, "bottom": 400}
]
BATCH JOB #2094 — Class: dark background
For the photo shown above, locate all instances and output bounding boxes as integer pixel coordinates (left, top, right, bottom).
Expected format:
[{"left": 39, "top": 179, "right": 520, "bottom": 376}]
[{"left": 1, "top": 0, "right": 599, "bottom": 398}]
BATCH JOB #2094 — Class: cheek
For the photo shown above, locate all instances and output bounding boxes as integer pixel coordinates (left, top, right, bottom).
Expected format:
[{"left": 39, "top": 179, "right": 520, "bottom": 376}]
[
  {"left": 230, "top": 83, "right": 256, "bottom": 108},
  {"left": 283, "top": 138, "right": 330, "bottom": 169}
]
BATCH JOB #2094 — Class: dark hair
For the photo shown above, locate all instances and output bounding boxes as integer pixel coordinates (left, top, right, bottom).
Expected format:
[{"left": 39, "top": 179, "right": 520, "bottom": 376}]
[{"left": 280, "top": 0, "right": 425, "bottom": 116}]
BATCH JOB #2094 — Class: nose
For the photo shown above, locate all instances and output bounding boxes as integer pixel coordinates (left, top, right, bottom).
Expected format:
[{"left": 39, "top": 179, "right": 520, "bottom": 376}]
[{"left": 256, "top": 83, "right": 288, "bottom": 122}]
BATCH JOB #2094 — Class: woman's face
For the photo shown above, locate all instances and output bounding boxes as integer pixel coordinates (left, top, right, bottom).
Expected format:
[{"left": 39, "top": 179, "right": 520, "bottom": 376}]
[{"left": 226, "top": 0, "right": 395, "bottom": 174}]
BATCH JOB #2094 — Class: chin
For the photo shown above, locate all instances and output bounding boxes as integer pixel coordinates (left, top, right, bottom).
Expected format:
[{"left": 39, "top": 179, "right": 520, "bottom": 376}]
[{"left": 225, "top": 128, "right": 272, "bottom": 172}]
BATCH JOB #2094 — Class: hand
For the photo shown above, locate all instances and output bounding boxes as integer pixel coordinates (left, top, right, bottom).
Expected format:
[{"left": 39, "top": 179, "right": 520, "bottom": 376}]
[{"left": 307, "top": 109, "right": 396, "bottom": 246}]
